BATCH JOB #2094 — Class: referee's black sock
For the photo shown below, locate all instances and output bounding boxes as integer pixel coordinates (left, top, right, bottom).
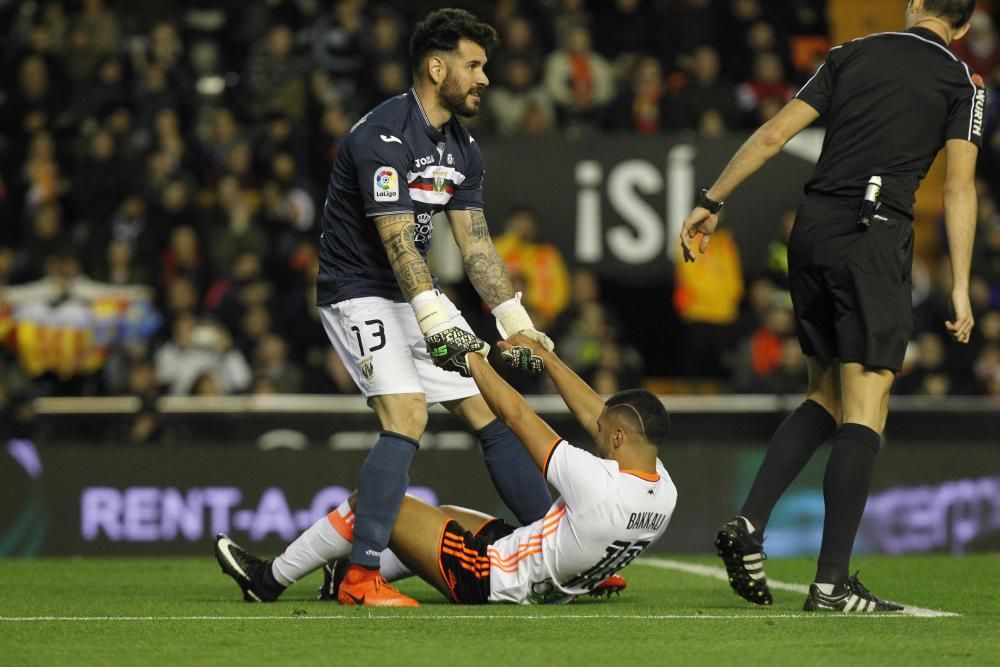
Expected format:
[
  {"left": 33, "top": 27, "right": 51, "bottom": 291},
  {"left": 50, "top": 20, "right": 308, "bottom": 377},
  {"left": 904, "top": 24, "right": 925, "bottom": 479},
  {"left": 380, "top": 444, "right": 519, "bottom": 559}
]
[
  {"left": 739, "top": 399, "right": 837, "bottom": 533},
  {"left": 815, "top": 423, "right": 881, "bottom": 587}
]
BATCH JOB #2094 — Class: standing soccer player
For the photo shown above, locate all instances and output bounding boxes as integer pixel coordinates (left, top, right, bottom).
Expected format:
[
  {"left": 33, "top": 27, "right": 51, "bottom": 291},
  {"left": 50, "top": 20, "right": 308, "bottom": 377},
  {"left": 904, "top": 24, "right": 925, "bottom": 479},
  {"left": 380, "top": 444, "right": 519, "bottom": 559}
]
[
  {"left": 681, "top": 0, "right": 983, "bottom": 612},
  {"left": 219, "top": 9, "right": 555, "bottom": 607}
]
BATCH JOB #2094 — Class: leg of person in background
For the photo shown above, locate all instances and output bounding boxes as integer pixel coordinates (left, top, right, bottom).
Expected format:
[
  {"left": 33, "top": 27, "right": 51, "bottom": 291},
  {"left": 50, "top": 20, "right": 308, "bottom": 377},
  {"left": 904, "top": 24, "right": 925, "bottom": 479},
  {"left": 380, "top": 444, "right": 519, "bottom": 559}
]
[
  {"left": 444, "top": 395, "right": 553, "bottom": 525},
  {"left": 804, "top": 362, "right": 902, "bottom": 612},
  {"left": 716, "top": 356, "right": 840, "bottom": 605}
]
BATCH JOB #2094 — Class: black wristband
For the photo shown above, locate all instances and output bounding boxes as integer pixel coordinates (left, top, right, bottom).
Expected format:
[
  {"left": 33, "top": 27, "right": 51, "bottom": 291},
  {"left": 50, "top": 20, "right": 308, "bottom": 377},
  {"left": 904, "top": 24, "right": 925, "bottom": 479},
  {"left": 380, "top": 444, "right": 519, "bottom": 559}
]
[{"left": 696, "top": 188, "right": 725, "bottom": 214}]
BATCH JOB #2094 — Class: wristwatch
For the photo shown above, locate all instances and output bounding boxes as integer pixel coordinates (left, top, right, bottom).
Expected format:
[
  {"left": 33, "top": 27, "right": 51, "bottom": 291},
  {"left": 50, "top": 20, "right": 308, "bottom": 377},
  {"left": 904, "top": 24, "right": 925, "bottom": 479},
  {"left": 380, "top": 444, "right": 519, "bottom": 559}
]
[{"left": 696, "top": 188, "right": 725, "bottom": 214}]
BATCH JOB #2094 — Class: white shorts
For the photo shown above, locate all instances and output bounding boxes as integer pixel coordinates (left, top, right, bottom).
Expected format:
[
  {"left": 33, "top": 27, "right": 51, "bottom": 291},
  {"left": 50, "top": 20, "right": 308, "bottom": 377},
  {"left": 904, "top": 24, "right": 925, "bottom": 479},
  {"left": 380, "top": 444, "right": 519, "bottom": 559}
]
[{"left": 319, "top": 293, "right": 481, "bottom": 403}]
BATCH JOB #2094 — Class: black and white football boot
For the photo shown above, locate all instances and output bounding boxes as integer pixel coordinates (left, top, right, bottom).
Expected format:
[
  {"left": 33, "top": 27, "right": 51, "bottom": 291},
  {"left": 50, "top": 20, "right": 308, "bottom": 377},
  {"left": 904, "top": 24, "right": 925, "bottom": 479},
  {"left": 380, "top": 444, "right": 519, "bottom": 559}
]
[
  {"left": 317, "top": 559, "right": 349, "bottom": 601},
  {"left": 715, "top": 516, "right": 772, "bottom": 605},
  {"left": 214, "top": 533, "right": 285, "bottom": 603},
  {"left": 803, "top": 573, "right": 904, "bottom": 613}
]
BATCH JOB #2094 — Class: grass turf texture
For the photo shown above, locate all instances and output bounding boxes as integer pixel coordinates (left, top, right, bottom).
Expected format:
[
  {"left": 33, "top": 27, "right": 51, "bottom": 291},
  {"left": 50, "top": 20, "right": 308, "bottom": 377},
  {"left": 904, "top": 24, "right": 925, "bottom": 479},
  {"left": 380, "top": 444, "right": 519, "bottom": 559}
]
[{"left": 1, "top": 554, "right": 997, "bottom": 666}]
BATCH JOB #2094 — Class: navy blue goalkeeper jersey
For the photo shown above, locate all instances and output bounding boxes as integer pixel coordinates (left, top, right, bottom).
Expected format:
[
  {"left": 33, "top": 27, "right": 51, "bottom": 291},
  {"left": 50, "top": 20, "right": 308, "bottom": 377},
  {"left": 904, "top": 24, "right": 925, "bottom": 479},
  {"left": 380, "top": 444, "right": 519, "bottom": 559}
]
[{"left": 316, "top": 88, "right": 486, "bottom": 305}]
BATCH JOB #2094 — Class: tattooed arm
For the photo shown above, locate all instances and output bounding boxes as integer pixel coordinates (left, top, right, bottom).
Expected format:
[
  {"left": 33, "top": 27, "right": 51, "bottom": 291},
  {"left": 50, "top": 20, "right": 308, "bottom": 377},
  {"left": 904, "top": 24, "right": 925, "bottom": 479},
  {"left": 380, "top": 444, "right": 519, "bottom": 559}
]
[
  {"left": 447, "top": 209, "right": 515, "bottom": 309},
  {"left": 375, "top": 213, "right": 434, "bottom": 300}
]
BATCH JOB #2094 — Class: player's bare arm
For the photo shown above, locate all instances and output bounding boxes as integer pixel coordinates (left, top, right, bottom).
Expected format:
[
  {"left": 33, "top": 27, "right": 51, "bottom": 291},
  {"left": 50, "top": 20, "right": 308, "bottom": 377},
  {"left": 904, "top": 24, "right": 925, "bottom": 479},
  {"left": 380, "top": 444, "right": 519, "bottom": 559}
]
[
  {"left": 502, "top": 333, "right": 605, "bottom": 441},
  {"left": 375, "top": 212, "right": 435, "bottom": 299},
  {"left": 942, "top": 138, "right": 979, "bottom": 344},
  {"left": 448, "top": 208, "right": 554, "bottom": 351},
  {"left": 466, "top": 352, "right": 560, "bottom": 471},
  {"left": 681, "top": 99, "right": 820, "bottom": 261},
  {"left": 448, "top": 208, "right": 515, "bottom": 308},
  {"left": 377, "top": 211, "right": 488, "bottom": 377}
]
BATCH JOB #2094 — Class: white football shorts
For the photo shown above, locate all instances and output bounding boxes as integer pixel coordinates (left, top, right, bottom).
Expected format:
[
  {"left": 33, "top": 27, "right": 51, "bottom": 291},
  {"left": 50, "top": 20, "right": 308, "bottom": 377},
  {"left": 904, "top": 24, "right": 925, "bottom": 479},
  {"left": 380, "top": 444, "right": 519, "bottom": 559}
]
[{"left": 319, "top": 292, "right": 481, "bottom": 403}]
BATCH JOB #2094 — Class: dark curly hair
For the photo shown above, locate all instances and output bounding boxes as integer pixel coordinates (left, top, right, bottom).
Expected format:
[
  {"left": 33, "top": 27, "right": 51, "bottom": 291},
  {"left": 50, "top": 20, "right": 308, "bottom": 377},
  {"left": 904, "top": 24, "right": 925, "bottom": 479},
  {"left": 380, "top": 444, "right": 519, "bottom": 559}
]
[{"left": 409, "top": 8, "right": 499, "bottom": 79}]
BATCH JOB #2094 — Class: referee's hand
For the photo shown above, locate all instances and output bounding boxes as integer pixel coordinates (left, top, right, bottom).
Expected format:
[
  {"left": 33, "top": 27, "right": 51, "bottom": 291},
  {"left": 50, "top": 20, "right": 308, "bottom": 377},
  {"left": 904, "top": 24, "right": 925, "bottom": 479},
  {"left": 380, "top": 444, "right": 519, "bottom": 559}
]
[
  {"left": 680, "top": 207, "right": 719, "bottom": 263},
  {"left": 946, "top": 289, "right": 974, "bottom": 344}
]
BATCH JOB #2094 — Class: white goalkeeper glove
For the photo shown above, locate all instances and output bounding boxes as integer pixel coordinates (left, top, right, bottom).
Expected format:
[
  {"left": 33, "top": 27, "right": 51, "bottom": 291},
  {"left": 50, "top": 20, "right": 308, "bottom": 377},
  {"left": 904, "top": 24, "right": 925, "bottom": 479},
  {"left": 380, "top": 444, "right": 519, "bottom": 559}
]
[{"left": 491, "top": 292, "right": 554, "bottom": 351}]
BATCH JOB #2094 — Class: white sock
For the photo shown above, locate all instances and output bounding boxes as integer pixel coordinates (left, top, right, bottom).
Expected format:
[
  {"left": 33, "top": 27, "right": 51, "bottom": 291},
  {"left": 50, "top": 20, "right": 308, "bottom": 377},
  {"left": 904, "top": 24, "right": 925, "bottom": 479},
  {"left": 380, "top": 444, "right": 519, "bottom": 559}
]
[
  {"left": 379, "top": 549, "right": 412, "bottom": 582},
  {"left": 271, "top": 498, "right": 355, "bottom": 586},
  {"left": 815, "top": 583, "right": 837, "bottom": 595}
]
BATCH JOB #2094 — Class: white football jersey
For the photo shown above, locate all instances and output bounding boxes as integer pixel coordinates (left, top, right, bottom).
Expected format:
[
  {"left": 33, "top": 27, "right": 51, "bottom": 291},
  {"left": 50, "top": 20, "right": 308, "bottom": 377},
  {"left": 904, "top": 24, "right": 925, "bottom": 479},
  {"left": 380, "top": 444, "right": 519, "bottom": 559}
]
[{"left": 487, "top": 439, "right": 677, "bottom": 604}]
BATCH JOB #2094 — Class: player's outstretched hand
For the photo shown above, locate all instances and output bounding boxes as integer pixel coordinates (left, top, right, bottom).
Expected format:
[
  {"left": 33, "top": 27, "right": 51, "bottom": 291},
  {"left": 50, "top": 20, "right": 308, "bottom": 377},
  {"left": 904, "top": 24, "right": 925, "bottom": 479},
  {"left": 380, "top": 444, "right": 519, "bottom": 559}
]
[
  {"left": 426, "top": 327, "right": 490, "bottom": 377},
  {"left": 500, "top": 345, "right": 544, "bottom": 374},
  {"left": 513, "top": 328, "right": 555, "bottom": 352},
  {"left": 679, "top": 207, "right": 719, "bottom": 263}
]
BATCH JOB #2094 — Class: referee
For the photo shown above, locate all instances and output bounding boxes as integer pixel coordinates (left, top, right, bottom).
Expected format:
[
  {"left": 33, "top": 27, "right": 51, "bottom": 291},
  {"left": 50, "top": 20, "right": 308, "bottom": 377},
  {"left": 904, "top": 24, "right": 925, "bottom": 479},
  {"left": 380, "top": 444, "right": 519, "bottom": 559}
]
[{"left": 681, "top": 0, "right": 984, "bottom": 613}]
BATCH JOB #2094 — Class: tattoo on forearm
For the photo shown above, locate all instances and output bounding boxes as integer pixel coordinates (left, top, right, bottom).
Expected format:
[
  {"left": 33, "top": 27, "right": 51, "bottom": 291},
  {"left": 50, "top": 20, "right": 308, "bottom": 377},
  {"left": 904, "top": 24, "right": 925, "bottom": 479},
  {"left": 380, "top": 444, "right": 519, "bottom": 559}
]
[
  {"left": 464, "top": 246, "right": 515, "bottom": 308},
  {"left": 470, "top": 210, "right": 490, "bottom": 241},
  {"left": 376, "top": 213, "right": 433, "bottom": 299}
]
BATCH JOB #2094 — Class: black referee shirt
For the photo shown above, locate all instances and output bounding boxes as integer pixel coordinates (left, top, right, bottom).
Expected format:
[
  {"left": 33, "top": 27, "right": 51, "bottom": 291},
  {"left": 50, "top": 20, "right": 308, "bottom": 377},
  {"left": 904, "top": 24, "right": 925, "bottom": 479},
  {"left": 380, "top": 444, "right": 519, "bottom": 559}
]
[{"left": 796, "top": 27, "right": 986, "bottom": 219}]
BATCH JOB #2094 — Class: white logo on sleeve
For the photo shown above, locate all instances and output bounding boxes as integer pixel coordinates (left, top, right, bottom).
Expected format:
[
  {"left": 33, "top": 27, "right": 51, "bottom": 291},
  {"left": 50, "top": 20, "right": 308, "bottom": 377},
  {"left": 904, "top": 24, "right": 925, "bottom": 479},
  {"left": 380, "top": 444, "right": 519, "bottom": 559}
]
[
  {"left": 373, "top": 166, "right": 399, "bottom": 202},
  {"left": 380, "top": 134, "right": 402, "bottom": 144},
  {"left": 972, "top": 88, "right": 986, "bottom": 139}
]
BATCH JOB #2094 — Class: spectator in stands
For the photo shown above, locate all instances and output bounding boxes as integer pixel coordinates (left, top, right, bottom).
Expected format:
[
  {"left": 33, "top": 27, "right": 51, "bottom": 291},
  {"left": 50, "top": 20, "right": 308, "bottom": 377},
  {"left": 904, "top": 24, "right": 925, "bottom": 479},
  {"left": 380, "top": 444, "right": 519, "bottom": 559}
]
[
  {"left": 245, "top": 24, "right": 307, "bottom": 121},
  {"left": 253, "top": 333, "right": 304, "bottom": 394},
  {"left": 954, "top": 10, "right": 999, "bottom": 79},
  {"left": 492, "top": 14, "right": 545, "bottom": 76},
  {"left": 76, "top": 0, "right": 122, "bottom": 59},
  {"left": 593, "top": 0, "right": 655, "bottom": 79},
  {"left": 486, "top": 57, "right": 555, "bottom": 136},
  {"left": 311, "top": 0, "right": 367, "bottom": 105},
  {"left": 204, "top": 178, "right": 269, "bottom": 277},
  {"left": 672, "top": 45, "right": 740, "bottom": 130},
  {"left": 543, "top": 22, "right": 614, "bottom": 132},
  {"left": 73, "top": 128, "right": 125, "bottom": 229},
  {"left": 493, "top": 207, "right": 571, "bottom": 330},
  {"left": 155, "top": 316, "right": 251, "bottom": 395},
  {"left": 674, "top": 226, "right": 744, "bottom": 378},
  {"left": 608, "top": 56, "right": 672, "bottom": 134},
  {"left": 736, "top": 52, "right": 795, "bottom": 125},
  {"left": 896, "top": 332, "right": 951, "bottom": 396},
  {"left": 730, "top": 303, "right": 800, "bottom": 393}
]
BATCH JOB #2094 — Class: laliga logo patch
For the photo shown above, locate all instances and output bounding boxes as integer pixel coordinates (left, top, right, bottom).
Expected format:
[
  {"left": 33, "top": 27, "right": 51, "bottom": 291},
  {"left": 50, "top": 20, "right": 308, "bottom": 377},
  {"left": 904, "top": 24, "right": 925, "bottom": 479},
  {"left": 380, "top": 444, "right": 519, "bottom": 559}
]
[{"left": 373, "top": 167, "right": 399, "bottom": 202}]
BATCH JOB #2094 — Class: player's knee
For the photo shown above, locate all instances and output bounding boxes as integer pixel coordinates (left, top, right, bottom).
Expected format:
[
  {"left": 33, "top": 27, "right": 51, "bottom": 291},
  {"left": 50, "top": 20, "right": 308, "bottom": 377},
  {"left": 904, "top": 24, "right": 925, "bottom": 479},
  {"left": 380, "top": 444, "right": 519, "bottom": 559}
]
[{"left": 377, "top": 399, "right": 429, "bottom": 439}]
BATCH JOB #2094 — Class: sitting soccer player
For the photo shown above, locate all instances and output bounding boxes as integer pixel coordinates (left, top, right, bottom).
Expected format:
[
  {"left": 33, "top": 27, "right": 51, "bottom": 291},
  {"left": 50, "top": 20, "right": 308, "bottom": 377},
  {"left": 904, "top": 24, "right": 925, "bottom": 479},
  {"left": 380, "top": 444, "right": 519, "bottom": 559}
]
[{"left": 215, "top": 333, "right": 677, "bottom": 605}]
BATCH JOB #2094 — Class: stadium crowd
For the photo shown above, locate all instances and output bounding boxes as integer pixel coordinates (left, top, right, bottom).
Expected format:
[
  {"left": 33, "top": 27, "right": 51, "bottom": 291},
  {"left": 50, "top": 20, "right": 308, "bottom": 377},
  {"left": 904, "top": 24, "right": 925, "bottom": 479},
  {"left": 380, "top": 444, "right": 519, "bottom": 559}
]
[{"left": 1, "top": 0, "right": 999, "bottom": 434}]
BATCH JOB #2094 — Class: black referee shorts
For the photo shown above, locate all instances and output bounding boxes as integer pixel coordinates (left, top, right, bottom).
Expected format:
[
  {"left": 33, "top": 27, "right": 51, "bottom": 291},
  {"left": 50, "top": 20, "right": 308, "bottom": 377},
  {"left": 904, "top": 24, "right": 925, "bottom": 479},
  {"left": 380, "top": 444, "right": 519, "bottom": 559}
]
[{"left": 787, "top": 196, "right": 914, "bottom": 372}]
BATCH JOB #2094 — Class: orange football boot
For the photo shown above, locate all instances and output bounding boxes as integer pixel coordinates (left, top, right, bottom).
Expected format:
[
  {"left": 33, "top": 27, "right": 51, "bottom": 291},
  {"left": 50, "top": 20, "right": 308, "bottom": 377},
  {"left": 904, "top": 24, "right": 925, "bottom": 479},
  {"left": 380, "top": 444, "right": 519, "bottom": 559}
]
[
  {"left": 588, "top": 574, "right": 627, "bottom": 598},
  {"left": 337, "top": 564, "right": 419, "bottom": 607}
]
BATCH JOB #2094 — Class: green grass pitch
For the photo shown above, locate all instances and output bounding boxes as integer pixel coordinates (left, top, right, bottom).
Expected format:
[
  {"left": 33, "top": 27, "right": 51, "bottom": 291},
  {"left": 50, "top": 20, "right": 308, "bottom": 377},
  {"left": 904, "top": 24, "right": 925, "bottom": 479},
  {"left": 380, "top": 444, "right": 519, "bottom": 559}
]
[{"left": 1, "top": 554, "right": 998, "bottom": 666}]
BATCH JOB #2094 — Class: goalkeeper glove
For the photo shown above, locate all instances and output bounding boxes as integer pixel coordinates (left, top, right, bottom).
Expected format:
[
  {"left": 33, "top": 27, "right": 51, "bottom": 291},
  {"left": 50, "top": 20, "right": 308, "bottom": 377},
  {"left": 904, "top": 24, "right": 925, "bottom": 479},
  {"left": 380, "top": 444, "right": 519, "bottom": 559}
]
[
  {"left": 500, "top": 345, "right": 544, "bottom": 374},
  {"left": 411, "top": 291, "right": 489, "bottom": 377},
  {"left": 491, "top": 292, "right": 554, "bottom": 351},
  {"left": 425, "top": 327, "right": 489, "bottom": 377}
]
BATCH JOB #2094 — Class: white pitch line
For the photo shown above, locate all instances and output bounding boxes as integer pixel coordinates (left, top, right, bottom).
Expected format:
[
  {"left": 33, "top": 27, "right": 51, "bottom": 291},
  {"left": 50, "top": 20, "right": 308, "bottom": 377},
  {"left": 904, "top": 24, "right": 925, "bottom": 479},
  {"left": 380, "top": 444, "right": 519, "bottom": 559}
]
[
  {"left": 0, "top": 614, "right": 923, "bottom": 622},
  {"left": 636, "top": 558, "right": 959, "bottom": 618}
]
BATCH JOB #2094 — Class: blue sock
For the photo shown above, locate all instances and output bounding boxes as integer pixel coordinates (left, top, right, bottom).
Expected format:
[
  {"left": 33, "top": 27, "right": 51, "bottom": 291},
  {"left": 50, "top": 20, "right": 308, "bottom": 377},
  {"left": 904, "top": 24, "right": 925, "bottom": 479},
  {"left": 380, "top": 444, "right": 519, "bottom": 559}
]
[
  {"left": 350, "top": 431, "right": 419, "bottom": 569},
  {"left": 477, "top": 419, "right": 552, "bottom": 525}
]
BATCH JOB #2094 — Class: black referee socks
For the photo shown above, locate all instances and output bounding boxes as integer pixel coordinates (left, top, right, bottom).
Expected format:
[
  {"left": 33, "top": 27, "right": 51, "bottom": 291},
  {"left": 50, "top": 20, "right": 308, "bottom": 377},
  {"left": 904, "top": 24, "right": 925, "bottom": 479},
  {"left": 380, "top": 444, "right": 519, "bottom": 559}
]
[
  {"left": 740, "top": 399, "right": 838, "bottom": 533},
  {"left": 816, "top": 423, "right": 882, "bottom": 586}
]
